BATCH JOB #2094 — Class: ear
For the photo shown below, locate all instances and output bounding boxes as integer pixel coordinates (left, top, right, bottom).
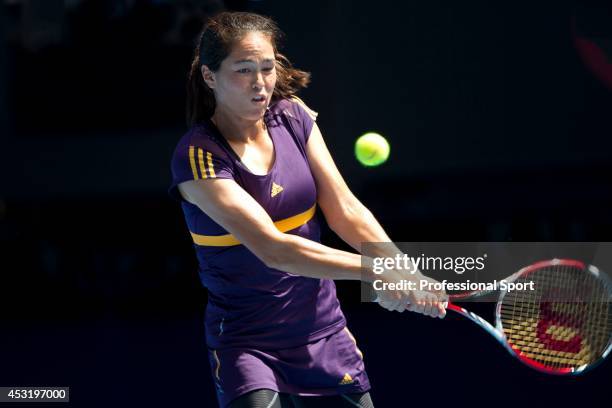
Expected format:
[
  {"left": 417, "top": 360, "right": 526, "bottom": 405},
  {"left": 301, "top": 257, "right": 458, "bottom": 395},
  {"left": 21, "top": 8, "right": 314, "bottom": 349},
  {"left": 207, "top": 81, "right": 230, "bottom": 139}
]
[{"left": 201, "top": 65, "right": 216, "bottom": 89}]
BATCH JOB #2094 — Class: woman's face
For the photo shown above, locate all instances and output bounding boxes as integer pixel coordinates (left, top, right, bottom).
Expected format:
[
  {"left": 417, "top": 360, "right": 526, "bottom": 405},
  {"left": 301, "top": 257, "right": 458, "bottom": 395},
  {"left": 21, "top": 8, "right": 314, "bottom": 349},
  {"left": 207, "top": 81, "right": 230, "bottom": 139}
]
[{"left": 203, "top": 31, "right": 277, "bottom": 122}]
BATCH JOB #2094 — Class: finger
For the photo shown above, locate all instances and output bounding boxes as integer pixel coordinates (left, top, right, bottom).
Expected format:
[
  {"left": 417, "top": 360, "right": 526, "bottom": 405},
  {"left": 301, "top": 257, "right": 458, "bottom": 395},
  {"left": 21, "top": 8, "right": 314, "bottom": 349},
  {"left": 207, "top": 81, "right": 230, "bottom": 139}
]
[
  {"left": 392, "top": 296, "right": 407, "bottom": 312},
  {"left": 428, "top": 294, "right": 441, "bottom": 318},
  {"left": 423, "top": 298, "right": 434, "bottom": 317},
  {"left": 382, "top": 299, "right": 399, "bottom": 311},
  {"left": 379, "top": 300, "right": 394, "bottom": 311},
  {"left": 414, "top": 300, "right": 425, "bottom": 314},
  {"left": 432, "top": 302, "right": 443, "bottom": 318},
  {"left": 376, "top": 298, "right": 391, "bottom": 310},
  {"left": 381, "top": 303, "right": 394, "bottom": 312},
  {"left": 437, "top": 302, "right": 446, "bottom": 318}
]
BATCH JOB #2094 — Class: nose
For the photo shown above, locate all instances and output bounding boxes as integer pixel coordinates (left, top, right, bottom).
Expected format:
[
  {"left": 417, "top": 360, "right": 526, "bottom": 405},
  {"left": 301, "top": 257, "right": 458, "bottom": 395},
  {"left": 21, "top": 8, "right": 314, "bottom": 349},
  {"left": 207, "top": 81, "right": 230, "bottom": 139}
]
[{"left": 252, "top": 70, "right": 265, "bottom": 90}]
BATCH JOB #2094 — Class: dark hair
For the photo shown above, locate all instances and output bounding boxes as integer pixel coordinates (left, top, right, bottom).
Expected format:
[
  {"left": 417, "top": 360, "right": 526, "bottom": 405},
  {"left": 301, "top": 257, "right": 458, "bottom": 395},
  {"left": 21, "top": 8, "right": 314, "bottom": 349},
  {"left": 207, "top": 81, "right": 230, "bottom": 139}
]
[{"left": 186, "top": 11, "right": 311, "bottom": 126}]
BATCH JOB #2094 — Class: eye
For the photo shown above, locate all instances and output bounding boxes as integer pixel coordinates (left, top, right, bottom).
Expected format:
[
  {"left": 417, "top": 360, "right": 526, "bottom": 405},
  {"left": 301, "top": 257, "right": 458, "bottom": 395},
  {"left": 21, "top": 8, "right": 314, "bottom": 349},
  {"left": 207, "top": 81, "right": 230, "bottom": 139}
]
[
  {"left": 237, "top": 68, "right": 250, "bottom": 74},
  {"left": 263, "top": 67, "right": 274, "bottom": 72}
]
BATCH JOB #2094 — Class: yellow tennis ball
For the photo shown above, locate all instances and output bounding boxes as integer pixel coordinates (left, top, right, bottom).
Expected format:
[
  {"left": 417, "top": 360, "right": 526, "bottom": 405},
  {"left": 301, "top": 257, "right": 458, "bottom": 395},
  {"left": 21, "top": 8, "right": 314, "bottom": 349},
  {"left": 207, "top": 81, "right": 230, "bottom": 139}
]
[{"left": 355, "top": 132, "right": 390, "bottom": 166}]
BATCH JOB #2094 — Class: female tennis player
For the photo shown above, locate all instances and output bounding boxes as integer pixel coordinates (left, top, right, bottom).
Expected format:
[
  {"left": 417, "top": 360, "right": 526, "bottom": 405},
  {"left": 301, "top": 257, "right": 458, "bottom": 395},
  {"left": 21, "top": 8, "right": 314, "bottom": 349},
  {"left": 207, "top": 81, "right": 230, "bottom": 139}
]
[{"left": 169, "top": 11, "right": 446, "bottom": 408}]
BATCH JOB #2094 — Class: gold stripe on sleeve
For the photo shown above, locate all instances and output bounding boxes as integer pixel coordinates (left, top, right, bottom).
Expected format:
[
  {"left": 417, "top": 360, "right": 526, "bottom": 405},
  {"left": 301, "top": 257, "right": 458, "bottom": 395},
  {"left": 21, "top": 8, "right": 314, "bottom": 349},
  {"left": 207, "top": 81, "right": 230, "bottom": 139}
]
[
  {"left": 190, "top": 204, "right": 316, "bottom": 247},
  {"left": 197, "top": 148, "right": 208, "bottom": 179},
  {"left": 188, "top": 146, "right": 199, "bottom": 180},
  {"left": 207, "top": 151, "right": 216, "bottom": 178}
]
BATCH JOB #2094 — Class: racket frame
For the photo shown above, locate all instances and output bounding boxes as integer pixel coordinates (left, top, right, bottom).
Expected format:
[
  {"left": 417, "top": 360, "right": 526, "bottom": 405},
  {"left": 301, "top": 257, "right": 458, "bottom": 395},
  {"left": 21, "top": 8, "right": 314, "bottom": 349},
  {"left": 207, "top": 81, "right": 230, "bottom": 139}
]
[{"left": 447, "top": 259, "right": 612, "bottom": 375}]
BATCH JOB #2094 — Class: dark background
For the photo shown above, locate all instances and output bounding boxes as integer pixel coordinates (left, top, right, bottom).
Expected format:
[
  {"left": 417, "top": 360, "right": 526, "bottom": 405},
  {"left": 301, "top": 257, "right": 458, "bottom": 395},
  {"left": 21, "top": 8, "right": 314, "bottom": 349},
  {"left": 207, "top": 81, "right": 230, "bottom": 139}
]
[{"left": 0, "top": 0, "right": 611, "bottom": 407}]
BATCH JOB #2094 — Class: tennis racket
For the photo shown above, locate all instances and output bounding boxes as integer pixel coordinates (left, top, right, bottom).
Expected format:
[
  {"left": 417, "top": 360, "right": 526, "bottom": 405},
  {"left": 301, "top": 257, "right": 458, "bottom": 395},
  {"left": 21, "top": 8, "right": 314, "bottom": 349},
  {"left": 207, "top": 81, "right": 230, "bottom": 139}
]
[{"left": 445, "top": 258, "right": 612, "bottom": 375}]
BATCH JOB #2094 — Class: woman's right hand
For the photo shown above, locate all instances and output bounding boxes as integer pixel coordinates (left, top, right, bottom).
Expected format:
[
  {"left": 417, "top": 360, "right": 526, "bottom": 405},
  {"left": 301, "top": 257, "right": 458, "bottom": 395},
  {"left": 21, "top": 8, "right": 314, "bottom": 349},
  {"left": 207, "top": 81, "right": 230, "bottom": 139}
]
[{"left": 374, "top": 270, "right": 447, "bottom": 319}]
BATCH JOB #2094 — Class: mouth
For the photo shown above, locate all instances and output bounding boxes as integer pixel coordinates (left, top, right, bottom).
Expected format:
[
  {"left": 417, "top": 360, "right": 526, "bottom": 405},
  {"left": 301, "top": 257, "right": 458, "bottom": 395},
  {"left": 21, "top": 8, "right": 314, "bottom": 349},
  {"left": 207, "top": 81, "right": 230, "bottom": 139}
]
[{"left": 251, "top": 95, "right": 266, "bottom": 104}]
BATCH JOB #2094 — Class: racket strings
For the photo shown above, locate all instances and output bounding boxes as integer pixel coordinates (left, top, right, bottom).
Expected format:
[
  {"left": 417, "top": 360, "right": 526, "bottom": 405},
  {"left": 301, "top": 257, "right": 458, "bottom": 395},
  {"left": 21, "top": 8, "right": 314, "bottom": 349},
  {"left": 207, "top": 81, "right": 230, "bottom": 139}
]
[
  {"left": 515, "top": 268, "right": 610, "bottom": 366},
  {"left": 499, "top": 263, "right": 611, "bottom": 371}
]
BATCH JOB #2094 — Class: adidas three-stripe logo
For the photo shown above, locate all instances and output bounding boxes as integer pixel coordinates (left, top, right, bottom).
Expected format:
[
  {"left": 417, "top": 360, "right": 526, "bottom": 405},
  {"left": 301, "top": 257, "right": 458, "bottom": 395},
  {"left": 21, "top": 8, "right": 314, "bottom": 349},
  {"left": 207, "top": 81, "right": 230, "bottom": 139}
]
[{"left": 189, "top": 146, "right": 217, "bottom": 179}]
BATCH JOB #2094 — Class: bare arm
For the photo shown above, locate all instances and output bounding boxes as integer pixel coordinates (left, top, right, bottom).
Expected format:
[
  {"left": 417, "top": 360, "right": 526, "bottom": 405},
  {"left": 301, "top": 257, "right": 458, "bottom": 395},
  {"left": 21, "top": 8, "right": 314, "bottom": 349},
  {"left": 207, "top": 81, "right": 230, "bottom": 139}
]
[
  {"left": 306, "top": 122, "right": 404, "bottom": 259},
  {"left": 177, "top": 178, "right": 377, "bottom": 282},
  {"left": 306, "top": 122, "right": 447, "bottom": 316}
]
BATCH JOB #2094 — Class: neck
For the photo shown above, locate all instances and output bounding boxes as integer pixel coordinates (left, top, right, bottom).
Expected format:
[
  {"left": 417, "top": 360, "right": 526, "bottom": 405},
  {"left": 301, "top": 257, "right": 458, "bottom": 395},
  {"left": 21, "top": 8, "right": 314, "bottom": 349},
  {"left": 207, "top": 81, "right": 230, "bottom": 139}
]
[{"left": 211, "top": 108, "right": 266, "bottom": 143}]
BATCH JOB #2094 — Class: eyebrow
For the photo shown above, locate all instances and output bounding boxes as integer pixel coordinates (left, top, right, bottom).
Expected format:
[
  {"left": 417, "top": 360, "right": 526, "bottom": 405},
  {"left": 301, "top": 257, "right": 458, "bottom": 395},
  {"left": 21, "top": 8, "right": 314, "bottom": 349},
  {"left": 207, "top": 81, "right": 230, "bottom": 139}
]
[{"left": 232, "top": 58, "right": 275, "bottom": 64}]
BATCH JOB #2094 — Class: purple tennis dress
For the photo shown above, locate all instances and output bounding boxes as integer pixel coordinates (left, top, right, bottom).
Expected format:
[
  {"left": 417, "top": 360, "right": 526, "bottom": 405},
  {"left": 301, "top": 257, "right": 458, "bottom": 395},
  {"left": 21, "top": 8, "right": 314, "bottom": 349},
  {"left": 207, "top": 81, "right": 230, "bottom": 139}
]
[{"left": 169, "top": 97, "right": 370, "bottom": 407}]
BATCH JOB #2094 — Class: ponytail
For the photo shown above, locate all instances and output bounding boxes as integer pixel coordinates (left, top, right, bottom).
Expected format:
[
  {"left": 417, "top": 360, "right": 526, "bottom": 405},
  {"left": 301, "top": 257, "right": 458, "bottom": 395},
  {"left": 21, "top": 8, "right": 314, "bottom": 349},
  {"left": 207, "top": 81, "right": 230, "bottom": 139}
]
[{"left": 186, "top": 47, "right": 215, "bottom": 126}]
